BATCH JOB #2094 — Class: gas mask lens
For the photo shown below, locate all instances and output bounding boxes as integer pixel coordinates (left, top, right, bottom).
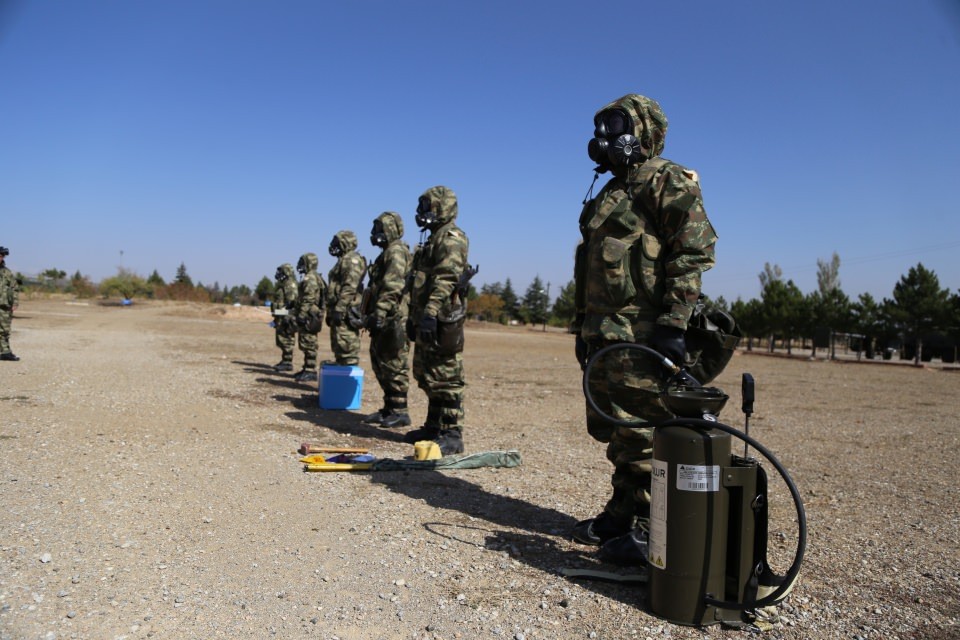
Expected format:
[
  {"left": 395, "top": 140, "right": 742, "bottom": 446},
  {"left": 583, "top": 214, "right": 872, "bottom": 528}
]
[
  {"left": 329, "top": 238, "right": 342, "bottom": 257},
  {"left": 371, "top": 221, "right": 387, "bottom": 247},
  {"left": 415, "top": 196, "right": 436, "bottom": 229},
  {"left": 595, "top": 109, "right": 631, "bottom": 138}
]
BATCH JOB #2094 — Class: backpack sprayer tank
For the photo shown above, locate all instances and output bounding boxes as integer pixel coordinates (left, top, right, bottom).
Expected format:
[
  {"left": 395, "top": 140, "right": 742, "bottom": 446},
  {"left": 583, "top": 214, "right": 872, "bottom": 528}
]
[{"left": 583, "top": 344, "right": 806, "bottom": 627}]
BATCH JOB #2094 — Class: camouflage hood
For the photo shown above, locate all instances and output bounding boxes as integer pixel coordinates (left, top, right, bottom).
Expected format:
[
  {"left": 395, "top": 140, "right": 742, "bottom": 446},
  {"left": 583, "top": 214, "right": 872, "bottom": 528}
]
[
  {"left": 279, "top": 263, "right": 295, "bottom": 280},
  {"left": 333, "top": 230, "right": 358, "bottom": 253},
  {"left": 376, "top": 211, "right": 404, "bottom": 243},
  {"left": 596, "top": 94, "right": 668, "bottom": 161},
  {"left": 419, "top": 185, "right": 458, "bottom": 225},
  {"left": 298, "top": 252, "right": 318, "bottom": 273}
]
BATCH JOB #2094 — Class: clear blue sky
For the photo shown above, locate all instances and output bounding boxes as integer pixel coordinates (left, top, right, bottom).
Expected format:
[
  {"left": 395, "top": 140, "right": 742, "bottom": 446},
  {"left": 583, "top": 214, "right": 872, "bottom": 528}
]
[{"left": 2, "top": 0, "right": 959, "bottom": 304}]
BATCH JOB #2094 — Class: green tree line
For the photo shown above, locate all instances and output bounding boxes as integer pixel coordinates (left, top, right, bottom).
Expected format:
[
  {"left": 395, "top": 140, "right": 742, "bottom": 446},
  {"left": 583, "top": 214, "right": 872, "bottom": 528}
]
[
  {"left": 18, "top": 262, "right": 274, "bottom": 307},
  {"left": 20, "top": 255, "right": 960, "bottom": 365},
  {"left": 470, "top": 255, "right": 960, "bottom": 365}
]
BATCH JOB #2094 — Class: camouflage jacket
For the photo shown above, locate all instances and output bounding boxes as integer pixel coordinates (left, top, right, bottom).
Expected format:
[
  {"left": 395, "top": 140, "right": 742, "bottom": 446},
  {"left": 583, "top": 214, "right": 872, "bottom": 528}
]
[
  {"left": 410, "top": 221, "right": 469, "bottom": 321},
  {"left": 274, "top": 264, "right": 298, "bottom": 311},
  {"left": 574, "top": 157, "right": 717, "bottom": 340},
  {"left": 326, "top": 231, "right": 367, "bottom": 315},
  {"left": 368, "top": 212, "right": 412, "bottom": 321},
  {"left": 0, "top": 264, "right": 18, "bottom": 309},
  {"left": 295, "top": 253, "right": 325, "bottom": 319}
]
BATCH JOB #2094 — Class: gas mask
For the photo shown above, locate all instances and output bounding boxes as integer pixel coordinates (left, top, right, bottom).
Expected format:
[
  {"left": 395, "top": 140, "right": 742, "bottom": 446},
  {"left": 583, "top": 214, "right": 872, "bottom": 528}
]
[
  {"left": 587, "top": 108, "right": 643, "bottom": 172},
  {"left": 415, "top": 196, "right": 437, "bottom": 230},
  {"left": 296, "top": 257, "right": 307, "bottom": 275},
  {"left": 275, "top": 266, "right": 286, "bottom": 281},
  {"left": 329, "top": 237, "right": 343, "bottom": 257},
  {"left": 370, "top": 220, "right": 388, "bottom": 248}
]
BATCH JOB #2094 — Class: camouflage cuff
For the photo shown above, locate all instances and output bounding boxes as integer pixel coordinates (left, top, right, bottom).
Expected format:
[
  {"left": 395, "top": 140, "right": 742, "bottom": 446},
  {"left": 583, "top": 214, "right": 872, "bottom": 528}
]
[{"left": 660, "top": 306, "right": 693, "bottom": 329}]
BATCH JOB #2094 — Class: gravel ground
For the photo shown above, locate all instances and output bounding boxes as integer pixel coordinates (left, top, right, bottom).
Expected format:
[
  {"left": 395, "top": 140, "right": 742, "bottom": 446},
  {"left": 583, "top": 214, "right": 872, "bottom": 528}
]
[{"left": 1, "top": 299, "right": 958, "bottom": 640}]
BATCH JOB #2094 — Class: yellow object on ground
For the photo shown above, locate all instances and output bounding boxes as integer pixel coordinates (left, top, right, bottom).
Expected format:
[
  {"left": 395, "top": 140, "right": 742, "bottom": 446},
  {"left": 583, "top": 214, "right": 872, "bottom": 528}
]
[
  {"left": 413, "top": 441, "right": 442, "bottom": 460},
  {"left": 303, "top": 462, "right": 374, "bottom": 472}
]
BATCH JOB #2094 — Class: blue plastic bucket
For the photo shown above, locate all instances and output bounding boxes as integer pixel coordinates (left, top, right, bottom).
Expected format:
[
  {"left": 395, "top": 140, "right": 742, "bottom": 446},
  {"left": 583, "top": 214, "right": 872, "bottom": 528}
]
[{"left": 318, "top": 364, "right": 363, "bottom": 410}]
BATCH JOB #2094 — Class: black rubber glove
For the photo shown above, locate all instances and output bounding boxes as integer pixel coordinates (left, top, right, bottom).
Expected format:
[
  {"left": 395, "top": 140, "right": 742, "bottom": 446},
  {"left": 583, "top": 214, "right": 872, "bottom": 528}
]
[
  {"left": 419, "top": 315, "right": 438, "bottom": 344},
  {"left": 575, "top": 334, "right": 589, "bottom": 370},
  {"left": 650, "top": 325, "right": 686, "bottom": 367},
  {"left": 329, "top": 310, "right": 343, "bottom": 327},
  {"left": 366, "top": 314, "right": 384, "bottom": 332}
]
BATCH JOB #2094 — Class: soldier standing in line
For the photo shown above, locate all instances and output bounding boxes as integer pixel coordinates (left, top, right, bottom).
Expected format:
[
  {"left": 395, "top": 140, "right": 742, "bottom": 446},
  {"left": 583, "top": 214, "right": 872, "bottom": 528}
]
[
  {"left": 325, "top": 230, "right": 367, "bottom": 366},
  {"left": 271, "top": 263, "right": 299, "bottom": 372},
  {"left": 571, "top": 94, "right": 718, "bottom": 565},
  {"left": 0, "top": 246, "right": 20, "bottom": 361},
  {"left": 293, "top": 252, "right": 326, "bottom": 383},
  {"left": 362, "top": 212, "right": 413, "bottom": 428},
  {"left": 402, "top": 186, "right": 471, "bottom": 455}
]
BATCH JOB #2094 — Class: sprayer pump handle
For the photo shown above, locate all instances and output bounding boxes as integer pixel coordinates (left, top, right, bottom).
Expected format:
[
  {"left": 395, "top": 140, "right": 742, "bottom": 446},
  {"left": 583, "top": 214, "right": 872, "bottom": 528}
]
[{"left": 741, "top": 373, "right": 755, "bottom": 415}]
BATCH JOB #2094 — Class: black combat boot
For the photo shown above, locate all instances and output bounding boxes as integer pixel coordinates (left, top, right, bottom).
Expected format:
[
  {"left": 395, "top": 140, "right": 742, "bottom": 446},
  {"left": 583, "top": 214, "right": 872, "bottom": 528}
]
[
  {"left": 0, "top": 352, "right": 19, "bottom": 361},
  {"left": 294, "top": 369, "right": 317, "bottom": 383},
  {"left": 274, "top": 360, "right": 293, "bottom": 372},
  {"left": 403, "top": 401, "right": 442, "bottom": 443},
  {"left": 598, "top": 528, "right": 648, "bottom": 567},
  {"left": 362, "top": 408, "right": 390, "bottom": 424},
  {"left": 433, "top": 429, "right": 464, "bottom": 456},
  {"left": 381, "top": 411, "right": 411, "bottom": 428},
  {"left": 571, "top": 511, "right": 632, "bottom": 546},
  {"left": 402, "top": 424, "right": 440, "bottom": 443},
  {"left": 380, "top": 395, "right": 411, "bottom": 428}
]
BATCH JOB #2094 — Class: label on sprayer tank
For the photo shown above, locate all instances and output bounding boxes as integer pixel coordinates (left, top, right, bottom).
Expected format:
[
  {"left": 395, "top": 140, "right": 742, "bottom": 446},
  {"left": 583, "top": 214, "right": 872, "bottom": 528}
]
[
  {"left": 648, "top": 459, "right": 668, "bottom": 569},
  {"left": 676, "top": 464, "right": 720, "bottom": 492}
]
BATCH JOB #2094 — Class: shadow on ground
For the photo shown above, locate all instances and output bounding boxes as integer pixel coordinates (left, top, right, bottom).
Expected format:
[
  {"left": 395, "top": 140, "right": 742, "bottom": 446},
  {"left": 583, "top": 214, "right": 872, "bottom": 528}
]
[
  {"left": 285, "top": 400, "right": 409, "bottom": 444},
  {"left": 370, "top": 468, "right": 648, "bottom": 611},
  {"left": 231, "top": 359, "right": 649, "bottom": 612}
]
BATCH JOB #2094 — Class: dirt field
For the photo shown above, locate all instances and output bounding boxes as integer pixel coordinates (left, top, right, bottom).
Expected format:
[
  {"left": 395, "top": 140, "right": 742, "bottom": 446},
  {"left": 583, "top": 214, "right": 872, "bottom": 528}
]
[{"left": 1, "top": 300, "right": 958, "bottom": 640}]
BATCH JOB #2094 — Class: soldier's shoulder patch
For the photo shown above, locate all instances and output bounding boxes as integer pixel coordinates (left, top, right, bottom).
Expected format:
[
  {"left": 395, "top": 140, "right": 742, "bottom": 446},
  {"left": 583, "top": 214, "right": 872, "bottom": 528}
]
[{"left": 681, "top": 168, "right": 699, "bottom": 184}]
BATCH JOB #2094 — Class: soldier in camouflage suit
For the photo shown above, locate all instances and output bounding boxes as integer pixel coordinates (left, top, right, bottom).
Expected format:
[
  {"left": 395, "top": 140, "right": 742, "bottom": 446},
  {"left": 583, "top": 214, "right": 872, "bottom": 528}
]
[
  {"left": 0, "top": 246, "right": 20, "bottom": 361},
  {"left": 402, "top": 186, "right": 470, "bottom": 455},
  {"left": 571, "top": 95, "right": 718, "bottom": 565},
  {"left": 293, "top": 252, "right": 326, "bottom": 382},
  {"left": 362, "top": 212, "right": 413, "bottom": 428},
  {"left": 325, "top": 230, "right": 367, "bottom": 366},
  {"left": 272, "top": 263, "right": 299, "bottom": 372}
]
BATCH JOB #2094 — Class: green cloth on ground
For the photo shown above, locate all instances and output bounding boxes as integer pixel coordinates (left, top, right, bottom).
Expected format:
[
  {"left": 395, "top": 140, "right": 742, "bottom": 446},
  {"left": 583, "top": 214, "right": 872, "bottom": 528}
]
[{"left": 371, "top": 450, "right": 521, "bottom": 471}]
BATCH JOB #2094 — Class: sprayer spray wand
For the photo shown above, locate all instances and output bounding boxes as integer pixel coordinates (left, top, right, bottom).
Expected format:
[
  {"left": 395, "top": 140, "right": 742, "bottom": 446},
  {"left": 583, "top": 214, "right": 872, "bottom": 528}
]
[{"left": 741, "top": 373, "right": 755, "bottom": 457}]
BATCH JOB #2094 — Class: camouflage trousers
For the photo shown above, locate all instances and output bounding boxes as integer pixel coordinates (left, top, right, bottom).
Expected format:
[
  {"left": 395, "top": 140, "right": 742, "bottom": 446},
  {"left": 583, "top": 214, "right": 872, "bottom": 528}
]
[
  {"left": 584, "top": 340, "right": 672, "bottom": 527},
  {"left": 298, "top": 330, "right": 318, "bottom": 371},
  {"left": 330, "top": 323, "right": 361, "bottom": 366},
  {"left": 275, "top": 319, "right": 296, "bottom": 363},
  {"left": 369, "top": 317, "right": 410, "bottom": 410},
  {"left": 412, "top": 340, "right": 465, "bottom": 432},
  {"left": 0, "top": 307, "right": 11, "bottom": 354}
]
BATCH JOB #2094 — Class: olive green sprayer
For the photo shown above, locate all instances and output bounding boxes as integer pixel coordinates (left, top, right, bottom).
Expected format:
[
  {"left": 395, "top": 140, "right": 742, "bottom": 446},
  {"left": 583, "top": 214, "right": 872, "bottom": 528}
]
[{"left": 584, "top": 345, "right": 806, "bottom": 627}]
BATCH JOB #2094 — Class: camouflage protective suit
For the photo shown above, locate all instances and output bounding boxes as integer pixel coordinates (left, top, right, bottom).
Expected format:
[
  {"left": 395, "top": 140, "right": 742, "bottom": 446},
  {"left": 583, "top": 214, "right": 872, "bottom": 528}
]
[
  {"left": 325, "top": 230, "right": 367, "bottom": 366},
  {"left": 367, "top": 212, "right": 412, "bottom": 417},
  {"left": 574, "top": 95, "right": 718, "bottom": 535},
  {"left": 0, "top": 255, "right": 19, "bottom": 357},
  {"left": 273, "top": 263, "right": 299, "bottom": 367},
  {"left": 409, "top": 186, "right": 470, "bottom": 445},
  {"left": 294, "top": 252, "right": 326, "bottom": 375}
]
